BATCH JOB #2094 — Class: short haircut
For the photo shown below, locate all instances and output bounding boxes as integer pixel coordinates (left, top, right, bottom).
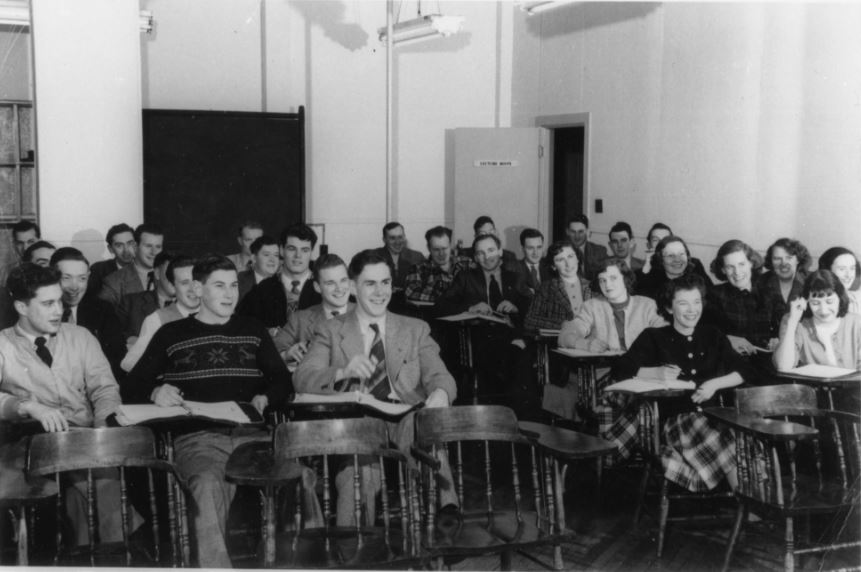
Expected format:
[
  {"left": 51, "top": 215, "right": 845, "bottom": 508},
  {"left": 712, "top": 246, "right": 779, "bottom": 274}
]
[
  {"left": 709, "top": 239, "right": 764, "bottom": 282},
  {"left": 660, "top": 272, "right": 707, "bottom": 320},
  {"left": 105, "top": 223, "right": 134, "bottom": 245},
  {"left": 472, "top": 233, "right": 501, "bottom": 252},
  {"left": 546, "top": 240, "right": 575, "bottom": 266},
  {"left": 764, "top": 238, "right": 812, "bottom": 275},
  {"left": 7, "top": 263, "right": 60, "bottom": 303},
  {"left": 237, "top": 220, "right": 263, "bottom": 236},
  {"left": 166, "top": 255, "right": 196, "bottom": 284},
  {"left": 23, "top": 241, "right": 56, "bottom": 262},
  {"left": 192, "top": 254, "right": 236, "bottom": 283},
  {"left": 11, "top": 220, "right": 40, "bottom": 239},
  {"left": 50, "top": 247, "right": 89, "bottom": 268},
  {"left": 348, "top": 249, "right": 390, "bottom": 279},
  {"left": 134, "top": 223, "right": 164, "bottom": 244},
  {"left": 818, "top": 246, "right": 861, "bottom": 291},
  {"left": 567, "top": 214, "right": 590, "bottom": 228},
  {"left": 609, "top": 221, "right": 633, "bottom": 239},
  {"left": 649, "top": 235, "right": 691, "bottom": 276},
  {"left": 250, "top": 235, "right": 278, "bottom": 255},
  {"left": 802, "top": 270, "right": 849, "bottom": 318},
  {"left": 473, "top": 215, "right": 495, "bottom": 234},
  {"left": 154, "top": 251, "right": 175, "bottom": 271},
  {"left": 313, "top": 253, "right": 347, "bottom": 282},
  {"left": 590, "top": 258, "right": 636, "bottom": 295},
  {"left": 425, "top": 225, "right": 452, "bottom": 244},
  {"left": 519, "top": 228, "right": 544, "bottom": 246},
  {"left": 280, "top": 223, "right": 318, "bottom": 249},
  {"left": 647, "top": 222, "right": 673, "bottom": 243},
  {"left": 382, "top": 221, "right": 403, "bottom": 237}
]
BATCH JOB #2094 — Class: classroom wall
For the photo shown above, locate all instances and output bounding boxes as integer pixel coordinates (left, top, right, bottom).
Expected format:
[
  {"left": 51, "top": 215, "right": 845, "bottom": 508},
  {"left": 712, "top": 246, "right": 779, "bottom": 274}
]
[
  {"left": 511, "top": 2, "right": 861, "bottom": 265},
  {"left": 142, "top": 0, "right": 509, "bottom": 257}
]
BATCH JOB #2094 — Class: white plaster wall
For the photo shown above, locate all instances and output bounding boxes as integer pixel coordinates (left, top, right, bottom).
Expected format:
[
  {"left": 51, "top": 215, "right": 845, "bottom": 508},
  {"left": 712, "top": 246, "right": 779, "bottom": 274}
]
[{"left": 511, "top": 2, "right": 861, "bottom": 265}]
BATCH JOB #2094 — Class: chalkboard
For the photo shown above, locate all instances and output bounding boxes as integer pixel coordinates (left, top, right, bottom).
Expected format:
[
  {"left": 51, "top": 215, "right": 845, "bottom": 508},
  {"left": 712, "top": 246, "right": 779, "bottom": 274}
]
[{"left": 142, "top": 108, "right": 305, "bottom": 256}]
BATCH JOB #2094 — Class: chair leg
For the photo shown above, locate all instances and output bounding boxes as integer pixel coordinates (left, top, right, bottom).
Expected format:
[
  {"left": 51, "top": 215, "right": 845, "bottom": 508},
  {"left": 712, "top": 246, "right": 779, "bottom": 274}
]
[
  {"left": 632, "top": 462, "right": 650, "bottom": 526},
  {"left": 500, "top": 549, "right": 512, "bottom": 571},
  {"left": 785, "top": 517, "right": 794, "bottom": 572},
  {"left": 722, "top": 503, "right": 746, "bottom": 572},
  {"left": 657, "top": 479, "right": 669, "bottom": 558}
]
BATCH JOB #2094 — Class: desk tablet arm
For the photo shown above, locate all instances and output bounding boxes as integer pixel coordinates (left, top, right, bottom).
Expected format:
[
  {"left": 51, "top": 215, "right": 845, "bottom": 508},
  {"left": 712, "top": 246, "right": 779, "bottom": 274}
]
[{"left": 704, "top": 407, "right": 819, "bottom": 443}]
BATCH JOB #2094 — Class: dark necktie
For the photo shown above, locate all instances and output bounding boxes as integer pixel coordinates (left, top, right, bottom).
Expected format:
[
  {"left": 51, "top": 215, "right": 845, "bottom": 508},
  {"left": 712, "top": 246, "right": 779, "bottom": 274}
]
[
  {"left": 35, "top": 336, "right": 53, "bottom": 367},
  {"left": 146, "top": 271, "right": 155, "bottom": 291},
  {"left": 331, "top": 310, "right": 340, "bottom": 317},
  {"left": 530, "top": 264, "right": 540, "bottom": 286},
  {"left": 488, "top": 274, "right": 503, "bottom": 310},
  {"left": 163, "top": 298, "right": 174, "bottom": 308},
  {"left": 61, "top": 303, "right": 73, "bottom": 324},
  {"left": 368, "top": 323, "right": 392, "bottom": 401}
]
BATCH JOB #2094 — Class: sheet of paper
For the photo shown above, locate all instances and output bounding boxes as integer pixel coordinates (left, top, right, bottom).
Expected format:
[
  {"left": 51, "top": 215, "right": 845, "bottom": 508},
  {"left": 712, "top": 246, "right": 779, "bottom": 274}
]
[
  {"left": 554, "top": 348, "right": 624, "bottom": 358},
  {"left": 117, "top": 404, "right": 187, "bottom": 425},
  {"left": 787, "top": 364, "right": 858, "bottom": 379},
  {"left": 603, "top": 378, "right": 696, "bottom": 394},
  {"left": 437, "top": 312, "right": 510, "bottom": 325},
  {"left": 185, "top": 401, "right": 251, "bottom": 423},
  {"left": 293, "top": 392, "right": 415, "bottom": 416}
]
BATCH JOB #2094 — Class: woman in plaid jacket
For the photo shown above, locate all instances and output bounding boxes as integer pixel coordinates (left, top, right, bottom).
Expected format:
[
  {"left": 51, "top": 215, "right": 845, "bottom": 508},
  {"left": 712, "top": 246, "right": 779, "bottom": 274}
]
[{"left": 524, "top": 241, "right": 591, "bottom": 330}]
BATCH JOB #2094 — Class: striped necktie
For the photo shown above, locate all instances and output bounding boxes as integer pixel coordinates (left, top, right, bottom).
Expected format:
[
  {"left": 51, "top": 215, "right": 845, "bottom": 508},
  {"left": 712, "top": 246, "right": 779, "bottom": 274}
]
[{"left": 367, "top": 323, "right": 392, "bottom": 401}]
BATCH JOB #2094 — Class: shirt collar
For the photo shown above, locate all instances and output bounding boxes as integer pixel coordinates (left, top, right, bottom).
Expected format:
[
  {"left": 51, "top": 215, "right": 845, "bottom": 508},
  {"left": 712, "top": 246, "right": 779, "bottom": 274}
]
[{"left": 280, "top": 270, "right": 311, "bottom": 291}]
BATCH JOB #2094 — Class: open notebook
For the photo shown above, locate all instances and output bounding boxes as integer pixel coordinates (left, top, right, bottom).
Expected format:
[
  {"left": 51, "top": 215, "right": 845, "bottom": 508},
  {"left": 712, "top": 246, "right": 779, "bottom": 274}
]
[
  {"left": 603, "top": 378, "right": 696, "bottom": 394},
  {"left": 292, "top": 392, "right": 418, "bottom": 417},
  {"left": 784, "top": 364, "right": 860, "bottom": 380},
  {"left": 437, "top": 312, "right": 510, "bottom": 325},
  {"left": 116, "top": 401, "right": 254, "bottom": 426}
]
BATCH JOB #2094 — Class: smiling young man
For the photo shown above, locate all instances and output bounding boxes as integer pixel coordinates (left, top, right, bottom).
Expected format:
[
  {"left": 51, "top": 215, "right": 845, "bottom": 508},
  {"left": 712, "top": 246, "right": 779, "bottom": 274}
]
[
  {"left": 88, "top": 223, "right": 136, "bottom": 296},
  {"left": 295, "top": 249, "right": 458, "bottom": 527},
  {"left": 272, "top": 253, "right": 353, "bottom": 364},
  {"left": 99, "top": 223, "right": 165, "bottom": 311},
  {"left": 373, "top": 222, "right": 425, "bottom": 290},
  {"left": 404, "top": 225, "right": 473, "bottom": 303},
  {"left": 125, "top": 254, "right": 315, "bottom": 568},
  {"left": 608, "top": 221, "right": 644, "bottom": 273},
  {"left": 119, "top": 251, "right": 177, "bottom": 344},
  {"left": 237, "top": 234, "right": 280, "bottom": 301},
  {"left": 515, "top": 228, "right": 550, "bottom": 295},
  {"left": 238, "top": 223, "right": 322, "bottom": 329}
]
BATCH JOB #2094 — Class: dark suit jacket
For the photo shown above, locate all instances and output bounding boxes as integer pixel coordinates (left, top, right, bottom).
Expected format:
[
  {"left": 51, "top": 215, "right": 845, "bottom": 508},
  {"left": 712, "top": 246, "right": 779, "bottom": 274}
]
[
  {"left": 373, "top": 247, "right": 425, "bottom": 290},
  {"left": 76, "top": 294, "right": 126, "bottom": 377},
  {"left": 514, "top": 259, "right": 552, "bottom": 294},
  {"left": 237, "top": 274, "right": 322, "bottom": 328},
  {"left": 87, "top": 259, "right": 122, "bottom": 297},
  {"left": 434, "top": 267, "right": 530, "bottom": 327},
  {"left": 578, "top": 241, "right": 609, "bottom": 281},
  {"left": 121, "top": 290, "right": 159, "bottom": 340},
  {"left": 237, "top": 269, "right": 264, "bottom": 302},
  {"left": 99, "top": 263, "right": 146, "bottom": 312}
]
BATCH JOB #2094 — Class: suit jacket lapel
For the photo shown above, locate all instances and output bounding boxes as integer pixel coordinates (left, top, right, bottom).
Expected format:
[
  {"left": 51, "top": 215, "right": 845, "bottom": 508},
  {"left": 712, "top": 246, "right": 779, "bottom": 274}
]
[{"left": 385, "top": 313, "right": 407, "bottom": 382}]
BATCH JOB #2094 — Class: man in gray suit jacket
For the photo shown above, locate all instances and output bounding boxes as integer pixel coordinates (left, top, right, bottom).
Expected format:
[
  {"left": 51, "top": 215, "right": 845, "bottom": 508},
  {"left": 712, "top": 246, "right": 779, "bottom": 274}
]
[
  {"left": 608, "top": 221, "right": 644, "bottom": 273},
  {"left": 566, "top": 214, "right": 609, "bottom": 280},
  {"left": 372, "top": 221, "right": 425, "bottom": 290},
  {"left": 295, "top": 249, "right": 458, "bottom": 527},
  {"left": 99, "top": 223, "right": 164, "bottom": 311}
]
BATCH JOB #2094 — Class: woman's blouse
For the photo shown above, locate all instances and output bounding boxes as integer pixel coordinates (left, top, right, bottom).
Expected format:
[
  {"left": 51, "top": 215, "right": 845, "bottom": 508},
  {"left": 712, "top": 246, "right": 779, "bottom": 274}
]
[
  {"left": 779, "top": 312, "right": 861, "bottom": 370},
  {"left": 524, "top": 276, "right": 592, "bottom": 330},
  {"left": 705, "top": 282, "right": 784, "bottom": 347},
  {"left": 848, "top": 290, "right": 861, "bottom": 315}
]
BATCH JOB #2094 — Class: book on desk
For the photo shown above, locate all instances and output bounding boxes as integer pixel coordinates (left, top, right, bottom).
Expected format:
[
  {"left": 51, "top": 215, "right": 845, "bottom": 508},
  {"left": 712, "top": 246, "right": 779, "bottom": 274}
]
[
  {"left": 553, "top": 347, "right": 625, "bottom": 359},
  {"left": 603, "top": 378, "right": 696, "bottom": 394},
  {"left": 437, "top": 311, "right": 510, "bottom": 325},
  {"left": 116, "top": 401, "right": 259, "bottom": 426},
  {"left": 292, "top": 392, "right": 419, "bottom": 417}
]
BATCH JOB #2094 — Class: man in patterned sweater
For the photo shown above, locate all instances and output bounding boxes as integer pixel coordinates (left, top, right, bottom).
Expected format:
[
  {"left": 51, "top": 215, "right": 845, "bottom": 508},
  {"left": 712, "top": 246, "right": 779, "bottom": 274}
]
[{"left": 125, "top": 254, "right": 319, "bottom": 568}]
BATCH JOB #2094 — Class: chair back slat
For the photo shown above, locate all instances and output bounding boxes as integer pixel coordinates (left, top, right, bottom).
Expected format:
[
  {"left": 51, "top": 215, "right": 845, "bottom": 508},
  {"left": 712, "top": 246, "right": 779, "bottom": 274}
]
[
  {"left": 735, "top": 384, "right": 816, "bottom": 416},
  {"left": 414, "top": 406, "right": 522, "bottom": 445},
  {"left": 274, "top": 417, "right": 389, "bottom": 459},
  {"left": 484, "top": 440, "right": 494, "bottom": 527},
  {"left": 510, "top": 442, "right": 523, "bottom": 524},
  {"left": 27, "top": 427, "right": 159, "bottom": 476}
]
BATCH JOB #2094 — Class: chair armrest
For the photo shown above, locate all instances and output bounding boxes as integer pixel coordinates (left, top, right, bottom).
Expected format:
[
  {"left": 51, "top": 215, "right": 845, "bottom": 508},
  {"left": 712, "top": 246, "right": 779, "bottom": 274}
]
[
  {"left": 704, "top": 407, "right": 819, "bottom": 442},
  {"left": 410, "top": 445, "right": 441, "bottom": 471},
  {"left": 518, "top": 421, "right": 616, "bottom": 460}
]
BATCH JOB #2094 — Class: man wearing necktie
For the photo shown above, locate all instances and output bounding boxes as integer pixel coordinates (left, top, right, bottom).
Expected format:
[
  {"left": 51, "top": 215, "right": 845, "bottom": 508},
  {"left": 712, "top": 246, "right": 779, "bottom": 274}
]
[
  {"left": 515, "top": 228, "right": 550, "bottom": 297},
  {"left": 99, "top": 223, "right": 164, "bottom": 312},
  {"left": 296, "top": 250, "right": 459, "bottom": 528},
  {"left": 0, "top": 263, "right": 139, "bottom": 546},
  {"left": 565, "top": 214, "right": 608, "bottom": 281}
]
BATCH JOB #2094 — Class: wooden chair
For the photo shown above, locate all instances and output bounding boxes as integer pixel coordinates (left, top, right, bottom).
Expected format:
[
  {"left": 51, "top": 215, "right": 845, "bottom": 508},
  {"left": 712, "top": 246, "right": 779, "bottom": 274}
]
[
  {"left": 707, "top": 384, "right": 861, "bottom": 572},
  {"left": 26, "top": 426, "right": 188, "bottom": 567},
  {"left": 272, "top": 417, "right": 422, "bottom": 569},
  {"left": 413, "top": 405, "right": 572, "bottom": 570}
]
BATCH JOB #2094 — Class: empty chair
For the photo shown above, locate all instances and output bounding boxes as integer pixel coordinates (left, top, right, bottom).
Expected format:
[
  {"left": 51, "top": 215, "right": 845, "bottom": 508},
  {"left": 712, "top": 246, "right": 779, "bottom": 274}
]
[{"left": 26, "top": 426, "right": 188, "bottom": 567}]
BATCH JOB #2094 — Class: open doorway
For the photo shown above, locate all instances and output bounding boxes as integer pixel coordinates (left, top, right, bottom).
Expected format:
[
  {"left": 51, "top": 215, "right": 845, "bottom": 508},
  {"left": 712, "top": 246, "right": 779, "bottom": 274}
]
[{"left": 550, "top": 126, "right": 586, "bottom": 242}]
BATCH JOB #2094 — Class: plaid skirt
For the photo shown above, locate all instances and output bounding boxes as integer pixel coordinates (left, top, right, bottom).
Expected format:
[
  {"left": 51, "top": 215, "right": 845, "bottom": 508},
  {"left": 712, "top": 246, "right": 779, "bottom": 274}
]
[{"left": 661, "top": 412, "right": 736, "bottom": 492}]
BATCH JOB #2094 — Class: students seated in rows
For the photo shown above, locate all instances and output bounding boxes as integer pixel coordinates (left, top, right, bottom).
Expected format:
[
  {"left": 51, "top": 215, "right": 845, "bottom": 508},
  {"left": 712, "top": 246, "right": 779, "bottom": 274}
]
[
  {"left": 50, "top": 247, "right": 126, "bottom": 378},
  {"left": 515, "top": 228, "right": 550, "bottom": 296},
  {"left": 99, "top": 223, "right": 164, "bottom": 311},
  {"left": 604, "top": 274, "right": 747, "bottom": 491},
  {"left": 87, "top": 222, "right": 136, "bottom": 296},
  {"left": 120, "top": 251, "right": 176, "bottom": 345},
  {"left": 635, "top": 235, "right": 712, "bottom": 301},
  {"left": 818, "top": 247, "right": 861, "bottom": 315},
  {"left": 565, "top": 214, "right": 608, "bottom": 280},
  {"left": 238, "top": 223, "right": 322, "bottom": 330},
  {"left": 273, "top": 254, "right": 353, "bottom": 365},
  {"left": 373, "top": 221, "right": 425, "bottom": 291},
  {"left": 639, "top": 222, "right": 672, "bottom": 275},
  {"left": 404, "top": 225, "right": 473, "bottom": 303},
  {"left": 524, "top": 240, "right": 591, "bottom": 330},
  {"left": 459, "top": 215, "right": 519, "bottom": 273},
  {"left": 773, "top": 270, "right": 861, "bottom": 372},
  {"left": 295, "top": 249, "right": 458, "bottom": 527},
  {"left": 705, "top": 240, "right": 784, "bottom": 359},
  {"left": 0, "top": 263, "right": 141, "bottom": 545},
  {"left": 237, "top": 234, "right": 280, "bottom": 301},
  {"left": 607, "top": 221, "right": 644, "bottom": 272},
  {"left": 121, "top": 255, "right": 199, "bottom": 374},
  {"left": 558, "top": 259, "right": 665, "bottom": 352},
  {"left": 125, "top": 254, "right": 317, "bottom": 568},
  {"left": 23, "top": 240, "right": 56, "bottom": 267},
  {"left": 757, "top": 237, "right": 811, "bottom": 312},
  {"left": 226, "top": 220, "right": 263, "bottom": 271}
]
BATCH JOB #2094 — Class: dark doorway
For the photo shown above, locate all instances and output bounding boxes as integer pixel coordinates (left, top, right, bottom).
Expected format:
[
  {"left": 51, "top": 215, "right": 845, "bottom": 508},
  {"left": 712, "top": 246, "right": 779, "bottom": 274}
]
[{"left": 551, "top": 126, "right": 585, "bottom": 242}]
